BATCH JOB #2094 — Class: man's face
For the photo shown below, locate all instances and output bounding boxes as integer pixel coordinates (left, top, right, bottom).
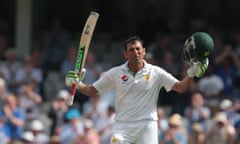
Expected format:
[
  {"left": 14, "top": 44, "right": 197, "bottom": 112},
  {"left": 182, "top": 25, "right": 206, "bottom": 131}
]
[
  {"left": 192, "top": 93, "right": 203, "bottom": 108},
  {"left": 216, "top": 121, "right": 225, "bottom": 128},
  {"left": 124, "top": 41, "right": 146, "bottom": 64}
]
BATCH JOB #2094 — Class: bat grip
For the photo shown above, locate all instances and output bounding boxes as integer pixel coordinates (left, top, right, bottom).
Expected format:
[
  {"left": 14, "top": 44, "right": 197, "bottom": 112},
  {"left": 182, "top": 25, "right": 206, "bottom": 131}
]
[{"left": 68, "top": 83, "right": 77, "bottom": 105}]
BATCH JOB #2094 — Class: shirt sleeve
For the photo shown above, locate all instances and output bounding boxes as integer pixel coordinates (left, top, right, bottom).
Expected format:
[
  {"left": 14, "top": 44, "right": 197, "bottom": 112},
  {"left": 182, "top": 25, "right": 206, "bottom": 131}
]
[
  {"left": 15, "top": 108, "right": 25, "bottom": 120},
  {"left": 93, "top": 71, "right": 115, "bottom": 95},
  {"left": 157, "top": 67, "right": 179, "bottom": 92}
]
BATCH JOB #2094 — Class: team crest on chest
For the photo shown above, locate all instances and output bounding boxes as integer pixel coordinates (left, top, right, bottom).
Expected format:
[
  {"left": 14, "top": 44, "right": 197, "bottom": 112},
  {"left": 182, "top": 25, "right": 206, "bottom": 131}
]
[
  {"left": 144, "top": 74, "right": 150, "bottom": 81},
  {"left": 121, "top": 75, "right": 128, "bottom": 82}
]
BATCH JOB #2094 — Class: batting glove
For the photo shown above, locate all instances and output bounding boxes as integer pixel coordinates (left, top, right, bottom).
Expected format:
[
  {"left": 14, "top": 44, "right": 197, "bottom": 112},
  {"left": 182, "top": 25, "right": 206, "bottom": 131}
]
[
  {"left": 187, "top": 58, "right": 208, "bottom": 78},
  {"left": 65, "top": 68, "right": 86, "bottom": 88}
]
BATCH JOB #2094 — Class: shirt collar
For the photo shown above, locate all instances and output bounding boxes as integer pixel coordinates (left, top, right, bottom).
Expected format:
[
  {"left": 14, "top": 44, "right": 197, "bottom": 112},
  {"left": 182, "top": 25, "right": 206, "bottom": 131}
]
[{"left": 121, "top": 60, "right": 149, "bottom": 74}]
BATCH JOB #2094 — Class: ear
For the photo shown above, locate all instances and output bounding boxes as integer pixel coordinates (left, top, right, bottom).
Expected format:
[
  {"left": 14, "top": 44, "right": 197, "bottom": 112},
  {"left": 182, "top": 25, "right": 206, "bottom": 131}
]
[
  {"left": 143, "top": 47, "right": 146, "bottom": 56},
  {"left": 123, "top": 50, "right": 128, "bottom": 59}
]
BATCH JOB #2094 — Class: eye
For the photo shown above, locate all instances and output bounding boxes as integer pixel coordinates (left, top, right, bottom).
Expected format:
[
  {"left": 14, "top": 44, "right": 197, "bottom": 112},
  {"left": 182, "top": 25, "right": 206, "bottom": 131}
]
[
  {"left": 136, "top": 47, "right": 141, "bottom": 51},
  {"left": 128, "top": 48, "right": 135, "bottom": 52}
]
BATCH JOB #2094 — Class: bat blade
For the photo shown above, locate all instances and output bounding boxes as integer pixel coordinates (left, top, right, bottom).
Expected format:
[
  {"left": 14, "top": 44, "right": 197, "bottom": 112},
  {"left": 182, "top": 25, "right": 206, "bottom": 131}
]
[{"left": 68, "top": 11, "right": 99, "bottom": 105}]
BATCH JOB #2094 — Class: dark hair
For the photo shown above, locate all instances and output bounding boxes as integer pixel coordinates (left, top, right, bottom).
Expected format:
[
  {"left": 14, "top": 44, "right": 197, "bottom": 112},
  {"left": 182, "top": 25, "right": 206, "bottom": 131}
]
[{"left": 124, "top": 36, "right": 144, "bottom": 51}]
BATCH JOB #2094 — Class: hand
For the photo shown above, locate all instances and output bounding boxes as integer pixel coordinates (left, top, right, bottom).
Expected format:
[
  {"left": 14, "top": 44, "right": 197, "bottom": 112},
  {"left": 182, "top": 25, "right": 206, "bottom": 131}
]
[
  {"left": 164, "top": 130, "right": 174, "bottom": 141},
  {"left": 65, "top": 68, "right": 86, "bottom": 87},
  {"left": 3, "top": 104, "right": 12, "bottom": 118},
  {"left": 22, "top": 85, "right": 33, "bottom": 95},
  {"left": 187, "top": 58, "right": 208, "bottom": 78}
]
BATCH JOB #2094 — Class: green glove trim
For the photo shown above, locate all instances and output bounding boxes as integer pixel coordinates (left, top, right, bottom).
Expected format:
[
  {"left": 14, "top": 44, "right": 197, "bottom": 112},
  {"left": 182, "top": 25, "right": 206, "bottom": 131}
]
[
  {"left": 197, "top": 58, "right": 209, "bottom": 78},
  {"left": 198, "top": 63, "right": 207, "bottom": 78},
  {"left": 67, "top": 71, "right": 78, "bottom": 78}
]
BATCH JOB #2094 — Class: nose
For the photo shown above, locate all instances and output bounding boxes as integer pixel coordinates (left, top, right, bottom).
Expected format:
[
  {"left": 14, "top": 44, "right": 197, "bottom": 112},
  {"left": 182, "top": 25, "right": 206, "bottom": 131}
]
[{"left": 133, "top": 48, "right": 139, "bottom": 56}]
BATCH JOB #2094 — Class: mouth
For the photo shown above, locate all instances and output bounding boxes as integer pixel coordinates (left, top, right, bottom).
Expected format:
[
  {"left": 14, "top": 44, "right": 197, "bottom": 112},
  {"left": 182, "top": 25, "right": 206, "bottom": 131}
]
[{"left": 135, "top": 57, "right": 141, "bottom": 62}]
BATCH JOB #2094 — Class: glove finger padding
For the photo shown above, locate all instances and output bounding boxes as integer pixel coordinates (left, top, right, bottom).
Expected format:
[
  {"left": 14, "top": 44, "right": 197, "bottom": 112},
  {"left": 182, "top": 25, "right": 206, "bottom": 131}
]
[
  {"left": 197, "top": 58, "right": 209, "bottom": 78},
  {"left": 187, "top": 58, "right": 208, "bottom": 78},
  {"left": 65, "top": 70, "right": 79, "bottom": 87},
  {"left": 65, "top": 69, "right": 87, "bottom": 87},
  {"left": 67, "top": 71, "right": 78, "bottom": 78},
  {"left": 187, "top": 62, "right": 199, "bottom": 78}
]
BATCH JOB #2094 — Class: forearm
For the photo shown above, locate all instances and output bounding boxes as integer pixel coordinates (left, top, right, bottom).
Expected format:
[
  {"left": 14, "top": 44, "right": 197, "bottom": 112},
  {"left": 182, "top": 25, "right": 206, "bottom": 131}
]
[
  {"left": 172, "top": 76, "right": 192, "bottom": 93},
  {"left": 28, "top": 92, "right": 42, "bottom": 104},
  {"left": 78, "top": 82, "right": 98, "bottom": 96},
  {"left": 8, "top": 115, "right": 24, "bottom": 127}
]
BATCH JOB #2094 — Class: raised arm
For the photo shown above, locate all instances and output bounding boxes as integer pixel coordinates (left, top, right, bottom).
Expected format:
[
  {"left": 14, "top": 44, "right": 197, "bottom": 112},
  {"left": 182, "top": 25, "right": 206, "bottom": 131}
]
[
  {"left": 65, "top": 69, "right": 98, "bottom": 97},
  {"left": 172, "top": 58, "right": 208, "bottom": 93}
]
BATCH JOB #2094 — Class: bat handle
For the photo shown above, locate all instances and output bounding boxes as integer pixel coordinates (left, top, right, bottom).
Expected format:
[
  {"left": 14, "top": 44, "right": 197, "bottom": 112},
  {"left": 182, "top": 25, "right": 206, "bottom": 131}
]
[{"left": 68, "top": 83, "right": 77, "bottom": 105}]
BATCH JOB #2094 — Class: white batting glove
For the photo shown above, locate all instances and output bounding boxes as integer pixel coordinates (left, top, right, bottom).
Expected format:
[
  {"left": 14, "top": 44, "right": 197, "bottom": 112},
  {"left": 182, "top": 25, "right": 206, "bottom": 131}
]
[
  {"left": 65, "top": 68, "right": 86, "bottom": 88},
  {"left": 187, "top": 58, "right": 209, "bottom": 78}
]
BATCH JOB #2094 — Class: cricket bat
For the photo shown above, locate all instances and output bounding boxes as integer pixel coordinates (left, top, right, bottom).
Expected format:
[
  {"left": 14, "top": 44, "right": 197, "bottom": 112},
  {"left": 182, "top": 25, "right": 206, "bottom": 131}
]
[{"left": 68, "top": 11, "right": 99, "bottom": 105}]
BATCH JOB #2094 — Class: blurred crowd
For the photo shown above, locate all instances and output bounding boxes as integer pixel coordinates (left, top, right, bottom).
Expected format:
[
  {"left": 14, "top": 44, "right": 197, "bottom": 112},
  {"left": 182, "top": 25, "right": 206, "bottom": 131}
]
[{"left": 1, "top": 17, "right": 240, "bottom": 144}]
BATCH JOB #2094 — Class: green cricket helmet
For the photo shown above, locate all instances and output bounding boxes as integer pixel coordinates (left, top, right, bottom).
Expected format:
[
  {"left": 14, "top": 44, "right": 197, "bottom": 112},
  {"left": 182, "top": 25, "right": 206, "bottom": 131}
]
[{"left": 182, "top": 32, "right": 214, "bottom": 63}]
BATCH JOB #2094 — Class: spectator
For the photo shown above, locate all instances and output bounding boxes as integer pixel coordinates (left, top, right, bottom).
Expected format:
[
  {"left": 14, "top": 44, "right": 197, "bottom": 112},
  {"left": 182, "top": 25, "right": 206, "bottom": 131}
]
[
  {"left": 30, "top": 119, "right": 49, "bottom": 144},
  {"left": 30, "top": 49, "right": 43, "bottom": 69},
  {"left": 0, "top": 112, "right": 10, "bottom": 144},
  {"left": 198, "top": 64, "right": 224, "bottom": 112},
  {"left": 60, "top": 46, "right": 77, "bottom": 78},
  {"left": 18, "top": 83, "right": 42, "bottom": 121},
  {"left": 47, "top": 135, "right": 61, "bottom": 144},
  {"left": 42, "top": 16, "right": 70, "bottom": 72},
  {"left": 220, "top": 99, "right": 240, "bottom": 126},
  {"left": 159, "top": 113, "right": 187, "bottom": 144},
  {"left": 83, "top": 94, "right": 107, "bottom": 126},
  {"left": 0, "top": 93, "right": 25, "bottom": 141},
  {"left": 184, "top": 92, "right": 211, "bottom": 134},
  {"left": 79, "top": 51, "right": 105, "bottom": 111},
  {"left": 234, "top": 119, "right": 240, "bottom": 144},
  {"left": 48, "top": 89, "right": 69, "bottom": 136},
  {"left": 147, "top": 33, "right": 173, "bottom": 65},
  {"left": 188, "top": 122, "right": 205, "bottom": 144},
  {"left": 84, "top": 51, "right": 104, "bottom": 85},
  {"left": 96, "top": 105, "right": 115, "bottom": 144},
  {"left": 167, "top": 62, "right": 195, "bottom": 115},
  {"left": 0, "top": 48, "right": 22, "bottom": 92},
  {"left": 231, "top": 31, "right": 240, "bottom": 101},
  {"left": 21, "top": 131, "right": 34, "bottom": 144},
  {"left": 15, "top": 55, "right": 43, "bottom": 94},
  {"left": 59, "top": 108, "right": 84, "bottom": 144},
  {"left": 0, "top": 78, "right": 7, "bottom": 109},
  {"left": 160, "top": 50, "right": 179, "bottom": 77},
  {"left": 205, "top": 112, "right": 236, "bottom": 144},
  {"left": 214, "top": 44, "right": 237, "bottom": 98},
  {"left": 157, "top": 107, "right": 169, "bottom": 138},
  {"left": 76, "top": 118, "right": 100, "bottom": 144}
]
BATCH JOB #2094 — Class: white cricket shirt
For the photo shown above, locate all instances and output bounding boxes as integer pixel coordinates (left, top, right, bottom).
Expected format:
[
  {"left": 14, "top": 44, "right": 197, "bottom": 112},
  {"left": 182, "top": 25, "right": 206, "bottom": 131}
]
[{"left": 93, "top": 61, "right": 178, "bottom": 121}]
